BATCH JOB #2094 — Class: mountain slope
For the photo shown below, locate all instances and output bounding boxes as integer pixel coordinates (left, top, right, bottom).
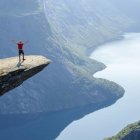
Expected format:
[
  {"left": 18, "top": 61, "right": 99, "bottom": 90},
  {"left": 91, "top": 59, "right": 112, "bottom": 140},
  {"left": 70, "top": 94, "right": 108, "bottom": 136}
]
[
  {"left": 109, "top": 0, "right": 140, "bottom": 31},
  {"left": 0, "top": 0, "right": 131, "bottom": 114},
  {"left": 44, "top": 0, "right": 134, "bottom": 53}
]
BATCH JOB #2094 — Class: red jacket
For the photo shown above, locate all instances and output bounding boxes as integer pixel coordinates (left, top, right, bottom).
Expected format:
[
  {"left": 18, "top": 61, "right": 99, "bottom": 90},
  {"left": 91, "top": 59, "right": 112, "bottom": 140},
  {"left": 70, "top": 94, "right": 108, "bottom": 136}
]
[{"left": 17, "top": 43, "right": 24, "bottom": 50}]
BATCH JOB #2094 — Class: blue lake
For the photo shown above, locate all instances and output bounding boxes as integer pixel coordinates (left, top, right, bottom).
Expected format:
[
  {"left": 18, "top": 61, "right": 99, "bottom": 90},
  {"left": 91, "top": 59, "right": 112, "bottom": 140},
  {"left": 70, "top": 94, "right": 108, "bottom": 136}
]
[{"left": 57, "top": 33, "right": 140, "bottom": 140}]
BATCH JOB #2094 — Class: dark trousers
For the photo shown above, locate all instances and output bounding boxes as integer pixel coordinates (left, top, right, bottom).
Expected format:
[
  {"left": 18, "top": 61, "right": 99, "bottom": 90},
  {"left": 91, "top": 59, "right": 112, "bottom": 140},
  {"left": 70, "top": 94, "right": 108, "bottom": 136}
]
[{"left": 19, "top": 49, "right": 24, "bottom": 59}]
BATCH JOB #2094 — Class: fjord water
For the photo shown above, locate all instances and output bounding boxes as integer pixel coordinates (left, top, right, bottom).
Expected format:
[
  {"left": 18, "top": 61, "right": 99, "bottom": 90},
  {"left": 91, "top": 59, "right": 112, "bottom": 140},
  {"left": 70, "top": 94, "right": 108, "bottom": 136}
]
[
  {"left": 0, "top": 33, "right": 140, "bottom": 140},
  {"left": 57, "top": 33, "right": 140, "bottom": 140}
]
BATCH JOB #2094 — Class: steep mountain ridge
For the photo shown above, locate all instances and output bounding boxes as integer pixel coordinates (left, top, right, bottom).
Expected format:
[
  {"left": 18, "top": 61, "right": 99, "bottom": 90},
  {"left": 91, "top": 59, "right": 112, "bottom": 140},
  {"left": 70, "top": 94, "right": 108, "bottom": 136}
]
[
  {"left": 44, "top": 0, "right": 133, "bottom": 54},
  {"left": 0, "top": 0, "right": 130, "bottom": 114}
]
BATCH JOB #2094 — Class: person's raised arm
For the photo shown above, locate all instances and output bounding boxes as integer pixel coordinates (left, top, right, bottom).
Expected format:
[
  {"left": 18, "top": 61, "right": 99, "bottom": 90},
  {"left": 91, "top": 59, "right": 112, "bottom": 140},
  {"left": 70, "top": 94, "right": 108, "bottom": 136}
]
[
  {"left": 11, "top": 40, "right": 17, "bottom": 44},
  {"left": 24, "top": 40, "right": 29, "bottom": 44}
]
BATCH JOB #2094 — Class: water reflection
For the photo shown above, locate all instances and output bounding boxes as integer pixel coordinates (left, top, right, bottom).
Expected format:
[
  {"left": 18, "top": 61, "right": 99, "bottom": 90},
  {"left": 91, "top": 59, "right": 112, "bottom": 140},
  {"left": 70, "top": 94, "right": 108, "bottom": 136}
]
[{"left": 0, "top": 100, "right": 115, "bottom": 140}]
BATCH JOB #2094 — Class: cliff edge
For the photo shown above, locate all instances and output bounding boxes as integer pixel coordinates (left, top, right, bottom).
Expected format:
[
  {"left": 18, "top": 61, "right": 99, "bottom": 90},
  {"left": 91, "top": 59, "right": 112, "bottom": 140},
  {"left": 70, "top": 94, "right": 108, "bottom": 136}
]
[{"left": 0, "top": 55, "right": 51, "bottom": 96}]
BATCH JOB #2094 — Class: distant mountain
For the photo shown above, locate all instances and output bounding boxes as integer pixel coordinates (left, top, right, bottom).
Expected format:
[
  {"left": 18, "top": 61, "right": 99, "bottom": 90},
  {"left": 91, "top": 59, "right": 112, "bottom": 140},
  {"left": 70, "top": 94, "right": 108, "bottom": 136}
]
[
  {"left": 110, "top": 0, "right": 140, "bottom": 31},
  {"left": 0, "top": 0, "right": 136, "bottom": 114},
  {"left": 105, "top": 121, "right": 140, "bottom": 140},
  {"left": 44, "top": 0, "right": 133, "bottom": 53}
]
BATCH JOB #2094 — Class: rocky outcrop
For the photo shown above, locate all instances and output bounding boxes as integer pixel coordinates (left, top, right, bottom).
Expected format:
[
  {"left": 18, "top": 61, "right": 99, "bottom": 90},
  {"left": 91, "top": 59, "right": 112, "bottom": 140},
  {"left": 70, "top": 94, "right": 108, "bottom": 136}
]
[
  {"left": 0, "top": 55, "right": 51, "bottom": 96},
  {"left": 105, "top": 121, "right": 140, "bottom": 140}
]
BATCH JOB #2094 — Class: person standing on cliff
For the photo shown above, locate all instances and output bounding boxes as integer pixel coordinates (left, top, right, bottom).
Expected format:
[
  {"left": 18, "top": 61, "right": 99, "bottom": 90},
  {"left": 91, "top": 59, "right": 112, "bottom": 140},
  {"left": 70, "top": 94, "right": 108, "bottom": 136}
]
[{"left": 12, "top": 40, "right": 29, "bottom": 61}]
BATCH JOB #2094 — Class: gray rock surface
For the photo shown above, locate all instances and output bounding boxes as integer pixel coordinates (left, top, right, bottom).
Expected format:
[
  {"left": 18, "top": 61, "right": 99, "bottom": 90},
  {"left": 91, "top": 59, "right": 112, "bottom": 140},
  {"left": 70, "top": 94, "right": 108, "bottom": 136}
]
[{"left": 0, "top": 55, "right": 51, "bottom": 96}]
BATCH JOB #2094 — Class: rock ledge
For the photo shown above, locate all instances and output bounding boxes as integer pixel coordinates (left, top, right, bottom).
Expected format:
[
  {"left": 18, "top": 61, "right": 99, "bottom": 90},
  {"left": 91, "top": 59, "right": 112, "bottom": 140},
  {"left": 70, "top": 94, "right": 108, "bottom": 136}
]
[{"left": 0, "top": 55, "right": 51, "bottom": 96}]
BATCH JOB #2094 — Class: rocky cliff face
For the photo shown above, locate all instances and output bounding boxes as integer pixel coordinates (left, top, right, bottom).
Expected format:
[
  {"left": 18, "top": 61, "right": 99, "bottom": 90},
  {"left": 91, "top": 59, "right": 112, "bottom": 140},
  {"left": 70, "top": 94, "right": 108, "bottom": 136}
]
[
  {"left": 0, "top": 55, "right": 50, "bottom": 96},
  {"left": 0, "top": 0, "right": 127, "bottom": 114}
]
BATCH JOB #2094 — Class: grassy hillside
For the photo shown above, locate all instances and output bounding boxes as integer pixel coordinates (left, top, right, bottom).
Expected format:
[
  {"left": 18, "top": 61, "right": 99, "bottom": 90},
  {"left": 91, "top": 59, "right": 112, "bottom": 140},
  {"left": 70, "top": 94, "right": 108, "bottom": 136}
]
[{"left": 105, "top": 121, "right": 140, "bottom": 140}]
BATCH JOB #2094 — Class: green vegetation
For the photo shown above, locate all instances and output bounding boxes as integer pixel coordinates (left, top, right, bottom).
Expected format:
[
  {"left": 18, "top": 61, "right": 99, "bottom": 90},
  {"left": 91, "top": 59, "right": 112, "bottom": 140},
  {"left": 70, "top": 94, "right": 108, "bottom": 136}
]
[{"left": 105, "top": 121, "right": 140, "bottom": 140}]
